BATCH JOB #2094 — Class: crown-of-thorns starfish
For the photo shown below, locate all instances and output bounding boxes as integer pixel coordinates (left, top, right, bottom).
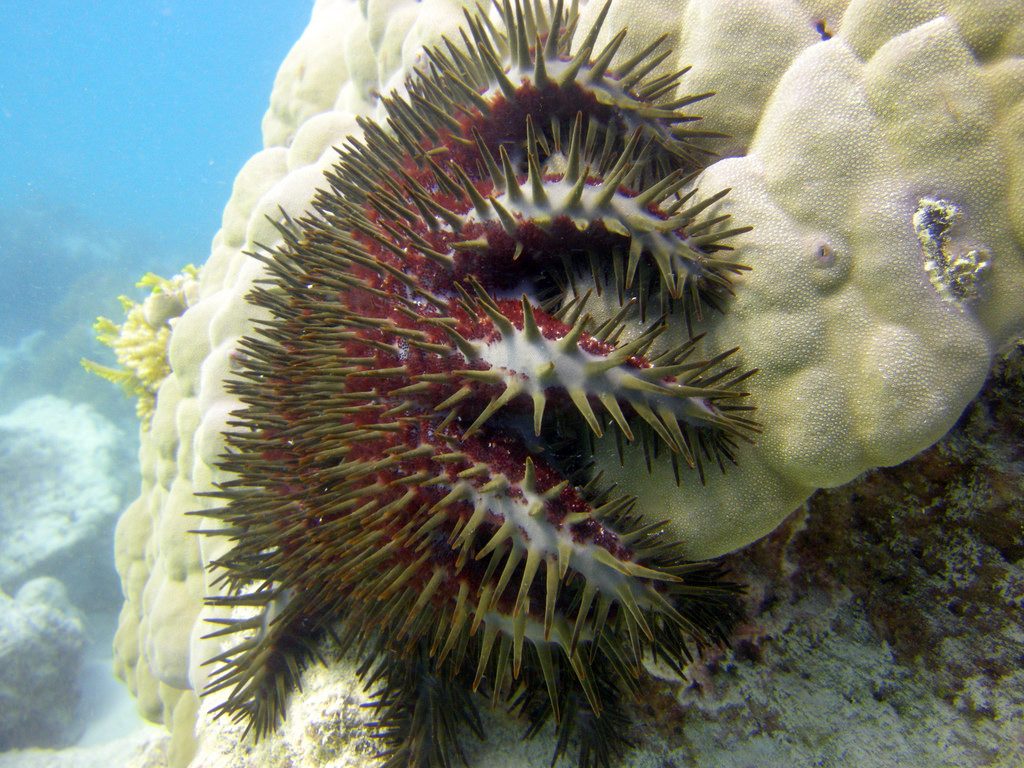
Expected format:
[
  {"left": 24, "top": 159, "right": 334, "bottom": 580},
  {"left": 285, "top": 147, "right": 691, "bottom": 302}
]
[{"left": 198, "top": 1, "right": 754, "bottom": 766}]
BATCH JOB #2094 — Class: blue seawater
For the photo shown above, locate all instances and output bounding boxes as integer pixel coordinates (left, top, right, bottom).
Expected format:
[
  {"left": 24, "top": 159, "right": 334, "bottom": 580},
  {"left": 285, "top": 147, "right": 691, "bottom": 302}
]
[
  {"left": 0, "top": 1, "right": 306, "bottom": 391},
  {"left": 2, "top": 2, "right": 306, "bottom": 258},
  {"left": 0, "top": 3, "right": 308, "bottom": 757}
]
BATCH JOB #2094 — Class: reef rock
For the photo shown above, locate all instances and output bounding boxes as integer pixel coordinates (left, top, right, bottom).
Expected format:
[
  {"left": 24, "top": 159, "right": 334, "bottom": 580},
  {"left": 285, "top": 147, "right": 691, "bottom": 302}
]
[
  {"left": 0, "top": 395, "right": 127, "bottom": 607},
  {"left": 0, "top": 727, "right": 169, "bottom": 768},
  {"left": 0, "top": 578, "right": 86, "bottom": 749},
  {"left": 674, "top": 340, "right": 1024, "bottom": 767}
]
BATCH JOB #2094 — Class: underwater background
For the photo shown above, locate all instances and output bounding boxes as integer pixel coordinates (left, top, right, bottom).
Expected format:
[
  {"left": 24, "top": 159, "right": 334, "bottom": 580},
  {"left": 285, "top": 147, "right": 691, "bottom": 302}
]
[
  {"left": 1, "top": 2, "right": 1022, "bottom": 767},
  {"left": 0, "top": 3, "right": 304, "bottom": 763}
]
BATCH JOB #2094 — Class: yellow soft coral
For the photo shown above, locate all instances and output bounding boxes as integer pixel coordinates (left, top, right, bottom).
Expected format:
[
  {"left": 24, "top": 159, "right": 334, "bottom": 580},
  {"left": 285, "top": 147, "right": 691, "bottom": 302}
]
[{"left": 82, "top": 266, "right": 199, "bottom": 426}]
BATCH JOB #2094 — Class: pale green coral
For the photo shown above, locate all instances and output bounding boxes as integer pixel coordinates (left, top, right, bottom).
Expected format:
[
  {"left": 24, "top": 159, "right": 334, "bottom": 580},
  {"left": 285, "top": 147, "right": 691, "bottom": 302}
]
[{"left": 588, "top": 2, "right": 1024, "bottom": 558}]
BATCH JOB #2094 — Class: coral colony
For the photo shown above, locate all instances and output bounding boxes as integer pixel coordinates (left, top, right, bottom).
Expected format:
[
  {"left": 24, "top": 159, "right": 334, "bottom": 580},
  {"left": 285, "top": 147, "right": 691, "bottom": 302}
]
[{"left": 201, "top": 2, "right": 757, "bottom": 766}]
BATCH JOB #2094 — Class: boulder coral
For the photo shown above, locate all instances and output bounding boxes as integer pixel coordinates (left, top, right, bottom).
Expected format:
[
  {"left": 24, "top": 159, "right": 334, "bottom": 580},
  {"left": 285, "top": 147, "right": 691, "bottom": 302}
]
[
  {"left": 106, "top": 0, "right": 1024, "bottom": 766},
  {"left": 0, "top": 578, "right": 86, "bottom": 750}
]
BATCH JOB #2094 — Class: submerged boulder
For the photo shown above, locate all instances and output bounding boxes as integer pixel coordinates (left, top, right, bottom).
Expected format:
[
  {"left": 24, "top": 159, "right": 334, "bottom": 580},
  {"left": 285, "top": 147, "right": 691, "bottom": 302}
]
[
  {"left": 0, "top": 577, "right": 86, "bottom": 749},
  {"left": 0, "top": 395, "right": 127, "bottom": 609}
]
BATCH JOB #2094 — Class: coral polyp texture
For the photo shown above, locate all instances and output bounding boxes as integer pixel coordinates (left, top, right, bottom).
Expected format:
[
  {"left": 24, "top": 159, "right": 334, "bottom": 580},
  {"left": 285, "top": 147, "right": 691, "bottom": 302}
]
[{"left": 108, "top": 1, "right": 1024, "bottom": 767}]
